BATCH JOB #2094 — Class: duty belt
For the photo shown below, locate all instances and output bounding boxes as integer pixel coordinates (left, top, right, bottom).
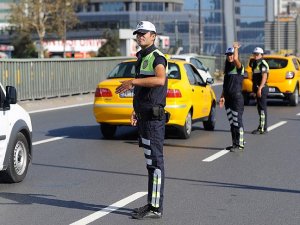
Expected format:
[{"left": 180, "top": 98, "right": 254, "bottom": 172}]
[
  {"left": 136, "top": 106, "right": 165, "bottom": 121},
  {"left": 135, "top": 111, "right": 161, "bottom": 121}
]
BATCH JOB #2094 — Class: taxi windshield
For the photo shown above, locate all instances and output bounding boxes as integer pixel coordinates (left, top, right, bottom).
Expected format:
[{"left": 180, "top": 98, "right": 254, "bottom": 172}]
[{"left": 107, "top": 62, "right": 180, "bottom": 79}]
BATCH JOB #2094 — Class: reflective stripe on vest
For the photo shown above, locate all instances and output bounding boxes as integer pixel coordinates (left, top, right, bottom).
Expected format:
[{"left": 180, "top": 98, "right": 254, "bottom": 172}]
[
  {"left": 140, "top": 49, "right": 167, "bottom": 76},
  {"left": 227, "top": 66, "right": 244, "bottom": 75},
  {"left": 253, "top": 60, "right": 269, "bottom": 74}
]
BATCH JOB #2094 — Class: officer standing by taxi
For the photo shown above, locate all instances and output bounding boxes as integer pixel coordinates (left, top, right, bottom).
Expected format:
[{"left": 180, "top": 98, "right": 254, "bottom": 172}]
[
  {"left": 251, "top": 47, "right": 269, "bottom": 134},
  {"left": 116, "top": 21, "right": 167, "bottom": 220},
  {"left": 219, "top": 42, "right": 245, "bottom": 152}
]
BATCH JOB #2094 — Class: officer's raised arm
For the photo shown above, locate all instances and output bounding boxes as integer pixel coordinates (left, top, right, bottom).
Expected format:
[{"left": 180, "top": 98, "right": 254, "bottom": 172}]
[{"left": 233, "top": 42, "right": 242, "bottom": 69}]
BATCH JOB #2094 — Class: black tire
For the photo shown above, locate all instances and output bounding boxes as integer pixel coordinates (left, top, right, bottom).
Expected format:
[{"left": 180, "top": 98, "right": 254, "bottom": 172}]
[
  {"left": 203, "top": 104, "right": 216, "bottom": 131},
  {"left": 243, "top": 92, "right": 250, "bottom": 105},
  {"left": 100, "top": 123, "right": 117, "bottom": 139},
  {"left": 178, "top": 111, "right": 192, "bottom": 139},
  {"left": 2, "top": 133, "right": 29, "bottom": 183},
  {"left": 289, "top": 86, "right": 298, "bottom": 106}
]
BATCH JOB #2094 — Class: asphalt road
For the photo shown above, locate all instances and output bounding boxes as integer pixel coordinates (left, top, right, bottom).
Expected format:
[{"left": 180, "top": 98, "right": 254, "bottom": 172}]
[{"left": 1, "top": 85, "right": 300, "bottom": 225}]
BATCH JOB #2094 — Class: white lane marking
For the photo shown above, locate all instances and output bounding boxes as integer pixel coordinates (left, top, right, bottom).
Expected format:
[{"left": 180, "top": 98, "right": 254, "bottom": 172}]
[
  {"left": 69, "top": 192, "right": 147, "bottom": 225},
  {"left": 202, "top": 121, "right": 287, "bottom": 162},
  {"left": 33, "top": 136, "right": 67, "bottom": 146},
  {"left": 202, "top": 150, "right": 230, "bottom": 162},
  {"left": 28, "top": 102, "right": 93, "bottom": 114},
  {"left": 267, "top": 121, "right": 287, "bottom": 131}
]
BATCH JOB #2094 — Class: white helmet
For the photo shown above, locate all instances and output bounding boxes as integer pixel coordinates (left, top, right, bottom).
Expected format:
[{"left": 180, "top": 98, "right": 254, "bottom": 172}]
[
  {"left": 253, "top": 47, "right": 264, "bottom": 54},
  {"left": 133, "top": 21, "right": 156, "bottom": 35},
  {"left": 225, "top": 47, "right": 234, "bottom": 55}
]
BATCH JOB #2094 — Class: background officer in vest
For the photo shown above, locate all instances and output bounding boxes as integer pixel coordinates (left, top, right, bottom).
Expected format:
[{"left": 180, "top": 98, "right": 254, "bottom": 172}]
[
  {"left": 219, "top": 42, "right": 245, "bottom": 152},
  {"left": 116, "top": 21, "right": 167, "bottom": 220},
  {"left": 251, "top": 47, "right": 269, "bottom": 134}
]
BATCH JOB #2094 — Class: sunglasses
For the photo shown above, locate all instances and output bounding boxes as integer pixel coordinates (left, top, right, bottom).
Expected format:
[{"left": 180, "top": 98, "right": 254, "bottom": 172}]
[{"left": 136, "top": 32, "right": 149, "bottom": 36}]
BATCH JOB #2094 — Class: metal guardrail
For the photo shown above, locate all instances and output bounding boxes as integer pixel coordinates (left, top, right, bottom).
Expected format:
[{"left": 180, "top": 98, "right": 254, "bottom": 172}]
[
  {"left": 0, "top": 57, "right": 132, "bottom": 100},
  {"left": 0, "top": 55, "right": 219, "bottom": 101}
]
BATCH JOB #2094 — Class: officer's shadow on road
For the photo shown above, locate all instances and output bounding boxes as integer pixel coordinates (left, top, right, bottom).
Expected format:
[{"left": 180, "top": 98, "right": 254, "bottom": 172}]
[
  {"left": 247, "top": 99, "right": 294, "bottom": 107},
  {"left": 0, "top": 192, "right": 132, "bottom": 217},
  {"left": 46, "top": 125, "right": 139, "bottom": 140}
]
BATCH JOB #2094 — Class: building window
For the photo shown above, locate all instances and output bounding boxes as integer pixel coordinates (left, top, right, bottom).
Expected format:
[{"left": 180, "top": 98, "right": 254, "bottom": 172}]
[
  {"left": 100, "top": 3, "right": 126, "bottom": 12},
  {"left": 141, "top": 3, "right": 163, "bottom": 11},
  {"left": 174, "top": 3, "right": 182, "bottom": 12},
  {"left": 165, "top": 3, "right": 169, "bottom": 11}
]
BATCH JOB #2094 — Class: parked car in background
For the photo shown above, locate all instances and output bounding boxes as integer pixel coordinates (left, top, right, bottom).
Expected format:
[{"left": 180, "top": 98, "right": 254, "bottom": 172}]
[
  {"left": 169, "top": 54, "right": 214, "bottom": 83},
  {"left": 242, "top": 54, "right": 300, "bottom": 106},
  {"left": 93, "top": 59, "right": 216, "bottom": 139},
  {"left": 0, "top": 82, "right": 32, "bottom": 183}
]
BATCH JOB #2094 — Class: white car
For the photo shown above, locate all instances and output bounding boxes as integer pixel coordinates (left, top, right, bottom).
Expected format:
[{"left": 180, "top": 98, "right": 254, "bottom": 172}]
[
  {"left": 170, "top": 54, "right": 213, "bottom": 83},
  {"left": 0, "top": 82, "right": 32, "bottom": 183}
]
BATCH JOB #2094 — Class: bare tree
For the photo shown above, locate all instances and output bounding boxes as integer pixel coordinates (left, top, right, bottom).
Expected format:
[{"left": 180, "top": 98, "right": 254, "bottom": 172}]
[
  {"left": 52, "top": 0, "right": 87, "bottom": 57},
  {"left": 9, "top": 0, "right": 87, "bottom": 58}
]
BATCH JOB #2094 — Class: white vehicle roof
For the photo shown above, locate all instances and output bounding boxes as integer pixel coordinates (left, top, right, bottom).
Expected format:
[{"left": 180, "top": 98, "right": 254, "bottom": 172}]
[{"left": 170, "top": 54, "right": 200, "bottom": 61}]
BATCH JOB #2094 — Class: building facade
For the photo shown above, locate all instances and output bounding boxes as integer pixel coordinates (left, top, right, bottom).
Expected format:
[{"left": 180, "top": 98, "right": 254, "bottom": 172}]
[
  {"left": 265, "top": 0, "right": 300, "bottom": 54},
  {"left": 196, "top": 0, "right": 267, "bottom": 55},
  {"left": 1, "top": 0, "right": 300, "bottom": 56},
  {"left": 76, "top": 0, "right": 199, "bottom": 54},
  {"left": 0, "top": 0, "right": 14, "bottom": 28}
]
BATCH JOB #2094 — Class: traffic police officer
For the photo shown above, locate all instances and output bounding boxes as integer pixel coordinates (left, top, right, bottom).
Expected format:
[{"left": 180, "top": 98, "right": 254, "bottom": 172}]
[
  {"left": 219, "top": 42, "right": 245, "bottom": 152},
  {"left": 251, "top": 47, "right": 269, "bottom": 134},
  {"left": 116, "top": 21, "right": 167, "bottom": 220}
]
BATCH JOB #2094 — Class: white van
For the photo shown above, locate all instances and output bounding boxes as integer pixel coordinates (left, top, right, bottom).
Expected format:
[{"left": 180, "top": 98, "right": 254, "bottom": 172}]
[
  {"left": 170, "top": 54, "right": 214, "bottom": 83},
  {"left": 0, "top": 82, "right": 32, "bottom": 183}
]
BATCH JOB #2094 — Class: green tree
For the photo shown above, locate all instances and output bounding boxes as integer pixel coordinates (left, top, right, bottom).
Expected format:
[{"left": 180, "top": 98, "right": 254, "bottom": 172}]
[
  {"left": 98, "top": 29, "right": 121, "bottom": 57},
  {"left": 11, "top": 32, "right": 38, "bottom": 58}
]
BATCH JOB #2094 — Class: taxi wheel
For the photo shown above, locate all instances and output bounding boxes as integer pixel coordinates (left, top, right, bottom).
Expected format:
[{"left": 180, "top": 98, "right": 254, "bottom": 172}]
[
  {"left": 100, "top": 124, "right": 117, "bottom": 139},
  {"left": 178, "top": 111, "right": 192, "bottom": 139},
  {"left": 289, "top": 87, "right": 298, "bottom": 106},
  {"left": 203, "top": 104, "right": 216, "bottom": 131}
]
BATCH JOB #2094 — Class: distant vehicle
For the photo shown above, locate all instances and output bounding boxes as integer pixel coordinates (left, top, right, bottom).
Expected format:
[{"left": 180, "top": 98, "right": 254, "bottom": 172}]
[
  {"left": 0, "top": 44, "right": 14, "bottom": 58},
  {"left": 93, "top": 59, "right": 216, "bottom": 139},
  {"left": 169, "top": 54, "right": 214, "bottom": 83},
  {"left": 0, "top": 82, "right": 32, "bottom": 183},
  {"left": 242, "top": 54, "right": 300, "bottom": 106}
]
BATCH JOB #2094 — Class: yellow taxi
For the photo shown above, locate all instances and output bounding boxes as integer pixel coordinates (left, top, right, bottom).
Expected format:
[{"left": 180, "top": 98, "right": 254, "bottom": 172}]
[
  {"left": 242, "top": 54, "right": 300, "bottom": 106},
  {"left": 93, "top": 59, "right": 216, "bottom": 139}
]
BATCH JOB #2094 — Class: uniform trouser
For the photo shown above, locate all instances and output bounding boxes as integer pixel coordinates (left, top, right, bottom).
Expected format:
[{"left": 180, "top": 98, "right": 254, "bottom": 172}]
[
  {"left": 225, "top": 93, "right": 244, "bottom": 148},
  {"left": 254, "top": 86, "right": 268, "bottom": 131},
  {"left": 138, "top": 119, "right": 165, "bottom": 213}
]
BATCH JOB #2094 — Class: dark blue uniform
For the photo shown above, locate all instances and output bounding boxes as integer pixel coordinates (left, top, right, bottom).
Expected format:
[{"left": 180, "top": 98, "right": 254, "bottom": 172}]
[
  {"left": 134, "top": 44, "right": 167, "bottom": 213},
  {"left": 251, "top": 59, "right": 269, "bottom": 132},
  {"left": 223, "top": 61, "right": 245, "bottom": 149}
]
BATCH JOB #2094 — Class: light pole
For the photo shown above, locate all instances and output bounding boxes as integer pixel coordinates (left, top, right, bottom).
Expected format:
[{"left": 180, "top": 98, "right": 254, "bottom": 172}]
[
  {"left": 63, "top": 0, "right": 71, "bottom": 58},
  {"left": 198, "top": 0, "right": 203, "bottom": 54},
  {"left": 277, "top": 0, "right": 281, "bottom": 53},
  {"left": 63, "top": 16, "right": 67, "bottom": 58}
]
